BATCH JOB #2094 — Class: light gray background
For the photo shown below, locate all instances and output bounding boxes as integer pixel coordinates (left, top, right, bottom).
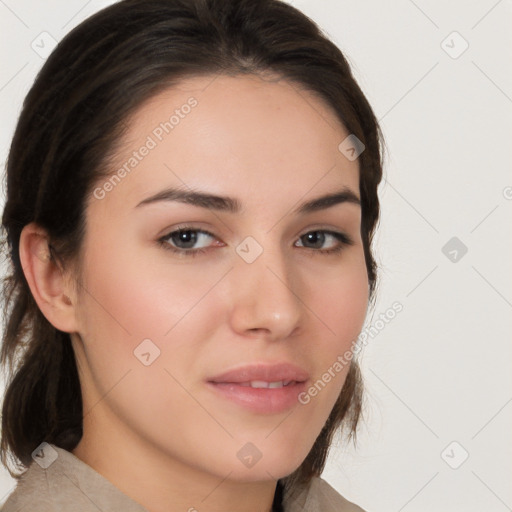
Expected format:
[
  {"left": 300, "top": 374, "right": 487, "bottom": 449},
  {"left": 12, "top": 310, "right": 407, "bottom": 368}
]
[{"left": 1, "top": 1, "right": 511, "bottom": 511}]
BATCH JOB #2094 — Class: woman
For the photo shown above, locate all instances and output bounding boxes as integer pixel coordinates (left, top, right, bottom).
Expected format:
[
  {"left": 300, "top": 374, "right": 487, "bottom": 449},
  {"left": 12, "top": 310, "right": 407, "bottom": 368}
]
[{"left": 0, "top": 0, "right": 383, "bottom": 510}]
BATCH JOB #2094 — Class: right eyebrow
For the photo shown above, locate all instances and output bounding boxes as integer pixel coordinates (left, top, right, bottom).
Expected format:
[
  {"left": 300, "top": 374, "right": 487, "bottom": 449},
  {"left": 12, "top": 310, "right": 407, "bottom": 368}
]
[{"left": 135, "top": 187, "right": 241, "bottom": 212}]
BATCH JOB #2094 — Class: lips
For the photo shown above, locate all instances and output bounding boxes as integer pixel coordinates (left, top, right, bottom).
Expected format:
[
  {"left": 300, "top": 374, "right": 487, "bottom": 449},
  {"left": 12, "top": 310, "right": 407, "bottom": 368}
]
[
  {"left": 206, "top": 362, "right": 310, "bottom": 414},
  {"left": 207, "top": 362, "right": 310, "bottom": 385}
]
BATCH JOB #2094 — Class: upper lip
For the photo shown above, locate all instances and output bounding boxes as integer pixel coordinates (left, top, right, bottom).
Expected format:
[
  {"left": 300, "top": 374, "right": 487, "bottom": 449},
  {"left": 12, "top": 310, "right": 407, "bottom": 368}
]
[{"left": 207, "top": 362, "right": 310, "bottom": 384}]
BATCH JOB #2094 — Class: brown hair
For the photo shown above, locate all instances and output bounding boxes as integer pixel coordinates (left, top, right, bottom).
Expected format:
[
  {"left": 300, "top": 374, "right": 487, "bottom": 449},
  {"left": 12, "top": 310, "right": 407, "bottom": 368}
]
[{"left": 0, "top": 0, "right": 384, "bottom": 501}]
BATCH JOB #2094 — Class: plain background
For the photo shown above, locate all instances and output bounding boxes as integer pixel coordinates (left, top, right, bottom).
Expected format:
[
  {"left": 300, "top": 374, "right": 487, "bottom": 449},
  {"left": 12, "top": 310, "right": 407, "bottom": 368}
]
[{"left": 0, "top": 1, "right": 511, "bottom": 510}]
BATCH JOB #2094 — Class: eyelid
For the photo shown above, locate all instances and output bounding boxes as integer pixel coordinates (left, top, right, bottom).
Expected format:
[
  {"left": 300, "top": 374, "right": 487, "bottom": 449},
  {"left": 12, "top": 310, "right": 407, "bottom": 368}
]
[
  {"left": 298, "top": 229, "right": 354, "bottom": 245},
  {"left": 157, "top": 221, "right": 216, "bottom": 238},
  {"left": 166, "top": 226, "right": 221, "bottom": 245}
]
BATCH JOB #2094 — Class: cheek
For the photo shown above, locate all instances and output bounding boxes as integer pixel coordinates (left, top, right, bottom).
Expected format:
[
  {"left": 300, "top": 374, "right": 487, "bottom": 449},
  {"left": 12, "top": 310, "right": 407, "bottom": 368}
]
[
  {"left": 324, "top": 272, "right": 368, "bottom": 343},
  {"left": 76, "top": 238, "right": 228, "bottom": 366},
  {"left": 311, "top": 254, "right": 369, "bottom": 348},
  {"left": 74, "top": 242, "right": 227, "bottom": 424},
  {"left": 301, "top": 252, "right": 369, "bottom": 406}
]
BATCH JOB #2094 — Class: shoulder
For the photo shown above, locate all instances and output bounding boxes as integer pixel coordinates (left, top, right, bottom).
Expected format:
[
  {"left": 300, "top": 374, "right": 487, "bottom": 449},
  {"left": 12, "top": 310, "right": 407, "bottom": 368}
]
[
  {"left": 1, "top": 462, "right": 54, "bottom": 512},
  {"left": 310, "top": 477, "right": 367, "bottom": 511},
  {"left": 284, "top": 476, "right": 367, "bottom": 512},
  {"left": 1, "top": 443, "right": 147, "bottom": 512}
]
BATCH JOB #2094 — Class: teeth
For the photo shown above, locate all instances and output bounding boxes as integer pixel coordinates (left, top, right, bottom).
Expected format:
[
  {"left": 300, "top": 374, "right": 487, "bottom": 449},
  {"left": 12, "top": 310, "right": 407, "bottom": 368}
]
[
  {"left": 237, "top": 380, "right": 294, "bottom": 388},
  {"left": 241, "top": 380, "right": 291, "bottom": 389},
  {"left": 251, "top": 380, "right": 275, "bottom": 388}
]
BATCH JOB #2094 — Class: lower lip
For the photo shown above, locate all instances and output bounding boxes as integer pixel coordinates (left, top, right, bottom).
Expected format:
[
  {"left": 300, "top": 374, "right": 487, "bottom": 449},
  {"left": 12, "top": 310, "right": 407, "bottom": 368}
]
[{"left": 206, "top": 381, "right": 308, "bottom": 414}]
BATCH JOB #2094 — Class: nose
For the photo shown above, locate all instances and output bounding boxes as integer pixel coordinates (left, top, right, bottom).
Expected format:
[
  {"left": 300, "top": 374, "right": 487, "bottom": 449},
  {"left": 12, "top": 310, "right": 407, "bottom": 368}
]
[{"left": 228, "top": 241, "right": 303, "bottom": 341}]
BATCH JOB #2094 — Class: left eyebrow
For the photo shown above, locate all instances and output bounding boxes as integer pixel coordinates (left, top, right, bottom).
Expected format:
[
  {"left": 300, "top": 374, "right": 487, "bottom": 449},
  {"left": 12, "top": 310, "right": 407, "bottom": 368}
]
[
  {"left": 135, "top": 186, "right": 360, "bottom": 213},
  {"left": 294, "top": 188, "right": 361, "bottom": 214}
]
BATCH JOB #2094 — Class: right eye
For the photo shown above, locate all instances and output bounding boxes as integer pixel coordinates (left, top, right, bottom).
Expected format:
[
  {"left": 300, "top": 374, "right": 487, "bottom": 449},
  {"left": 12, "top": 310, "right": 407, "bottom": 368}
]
[{"left": 158, "top": 227, "right": 222, "bottom": 257}]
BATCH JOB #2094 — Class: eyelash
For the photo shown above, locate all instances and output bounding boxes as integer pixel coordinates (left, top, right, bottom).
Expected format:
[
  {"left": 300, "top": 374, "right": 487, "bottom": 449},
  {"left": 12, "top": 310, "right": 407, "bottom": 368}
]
[{"left": 157, "top": 226, "right": 354, "bottom": 258}]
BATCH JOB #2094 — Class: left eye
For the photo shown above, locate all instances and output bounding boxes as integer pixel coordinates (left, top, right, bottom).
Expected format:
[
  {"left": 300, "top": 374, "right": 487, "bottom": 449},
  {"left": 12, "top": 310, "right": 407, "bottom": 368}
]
[{"left": 296, "top": 231, "right": 348, "bottom": 251}]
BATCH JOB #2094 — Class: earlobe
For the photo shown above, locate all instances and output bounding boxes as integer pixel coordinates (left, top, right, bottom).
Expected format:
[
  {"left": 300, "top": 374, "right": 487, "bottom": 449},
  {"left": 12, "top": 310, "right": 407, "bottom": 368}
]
[{"left": 18, "top": 222, "right": 79, "bottom": 333}]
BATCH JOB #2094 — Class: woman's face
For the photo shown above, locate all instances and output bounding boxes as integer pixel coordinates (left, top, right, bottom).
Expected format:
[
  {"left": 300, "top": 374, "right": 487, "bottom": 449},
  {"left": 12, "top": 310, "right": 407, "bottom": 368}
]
[{"left": 71, "top": 73, "right": 369, "bottom": 482}]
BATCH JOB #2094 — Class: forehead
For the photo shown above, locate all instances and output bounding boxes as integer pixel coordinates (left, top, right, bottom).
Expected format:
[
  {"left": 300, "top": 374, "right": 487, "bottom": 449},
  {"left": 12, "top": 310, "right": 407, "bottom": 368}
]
[{"left": 91, "top": 73, "right": 360, "bottom": 216}]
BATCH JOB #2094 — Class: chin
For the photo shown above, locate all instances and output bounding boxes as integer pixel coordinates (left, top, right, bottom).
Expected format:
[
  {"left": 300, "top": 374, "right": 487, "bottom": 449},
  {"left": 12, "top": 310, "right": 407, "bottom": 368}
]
[
  {"left": 222, "top": 463, "right": 302, "bottom": 483},
  {"left": 222, "top": 445, "right": 311, "bottom": 483}
]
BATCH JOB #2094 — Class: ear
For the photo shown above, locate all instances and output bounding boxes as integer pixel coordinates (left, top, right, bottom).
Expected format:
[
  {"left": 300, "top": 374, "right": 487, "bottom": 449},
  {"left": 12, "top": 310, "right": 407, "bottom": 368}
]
[{"left": 18, "top": 222, "right": 79, "bottom": 333}]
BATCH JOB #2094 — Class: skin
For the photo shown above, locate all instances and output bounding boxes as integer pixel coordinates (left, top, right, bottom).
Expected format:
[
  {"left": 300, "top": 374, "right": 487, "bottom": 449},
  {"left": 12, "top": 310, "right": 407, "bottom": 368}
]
[{"left": 19, "top": 74, "right": 369, "bottom": 512}]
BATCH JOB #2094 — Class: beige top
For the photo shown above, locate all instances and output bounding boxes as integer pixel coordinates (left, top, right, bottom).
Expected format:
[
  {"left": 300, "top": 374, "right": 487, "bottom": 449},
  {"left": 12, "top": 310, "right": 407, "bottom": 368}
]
[{"left": 1, "top": 444, "right": 366, "bottom": 511}]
